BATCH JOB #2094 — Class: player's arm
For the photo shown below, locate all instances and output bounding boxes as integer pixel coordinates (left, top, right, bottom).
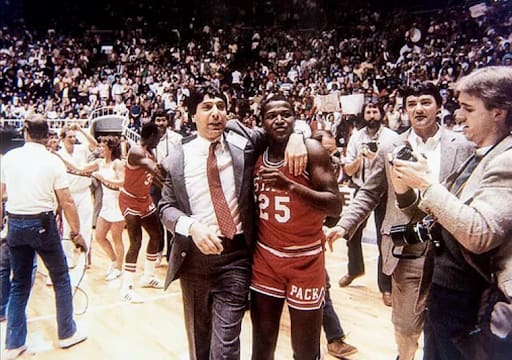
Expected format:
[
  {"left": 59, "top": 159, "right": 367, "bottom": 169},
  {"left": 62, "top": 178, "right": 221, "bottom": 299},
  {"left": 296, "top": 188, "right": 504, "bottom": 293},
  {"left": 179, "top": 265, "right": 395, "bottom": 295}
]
[
  {"left": 257, "top": 139, "right": 342, "bottom": 217},
  {"left": 128, "top": 147, "right": 165, "bottom": 186},
  {"left": 228, "top": 119, "right": 307, "bottom": 176}
]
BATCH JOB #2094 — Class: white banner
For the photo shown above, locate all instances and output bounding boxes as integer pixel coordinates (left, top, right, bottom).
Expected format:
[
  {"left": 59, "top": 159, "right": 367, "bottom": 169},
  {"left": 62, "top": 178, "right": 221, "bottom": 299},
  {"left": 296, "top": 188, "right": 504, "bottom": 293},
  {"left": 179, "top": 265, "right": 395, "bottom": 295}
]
[
  {"left": 340, "top": 94, "right": 365, "bottom": 115},
  {"left": 315, "top": 93, "right": 341, "bottom": 113},
  {"left": 469, "top": 3, "right": 487, "bottom": 18}
]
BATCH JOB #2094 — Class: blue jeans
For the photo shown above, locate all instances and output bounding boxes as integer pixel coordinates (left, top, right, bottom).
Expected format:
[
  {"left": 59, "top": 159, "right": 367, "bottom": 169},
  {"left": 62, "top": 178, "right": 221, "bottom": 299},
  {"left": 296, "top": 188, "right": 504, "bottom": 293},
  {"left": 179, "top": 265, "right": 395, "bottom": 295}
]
[
  {"left": 0, "top": 240, "right": 36, "bottom": 320},
  {"left": 0, "top": 240, "right": 11, "bottom": 319},
  {"left": 323, "top": 271, "right": 345, "bottom": 342},
  {"left": 6, "top": 213, "right": 76, "bottom": 349}
]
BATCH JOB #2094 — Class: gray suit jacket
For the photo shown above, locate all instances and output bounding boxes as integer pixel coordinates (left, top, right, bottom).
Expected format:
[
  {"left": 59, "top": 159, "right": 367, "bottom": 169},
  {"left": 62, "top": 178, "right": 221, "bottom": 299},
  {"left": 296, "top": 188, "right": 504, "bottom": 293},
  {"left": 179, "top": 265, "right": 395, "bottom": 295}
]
[
  {"left": 339, "top": 126, "right": 474, "bottom": 275},
  {"left": 158, "top": 121, "right": 264, "bottom": 290},
  {"left": 419, "top": 135, "right": 512, "bottom": 296}
]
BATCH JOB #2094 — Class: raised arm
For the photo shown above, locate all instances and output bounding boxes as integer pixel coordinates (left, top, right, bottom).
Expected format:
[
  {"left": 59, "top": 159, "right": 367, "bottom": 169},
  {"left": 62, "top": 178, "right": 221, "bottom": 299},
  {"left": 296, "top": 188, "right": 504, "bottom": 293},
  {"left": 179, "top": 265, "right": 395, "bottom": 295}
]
[{"left": 71, "top": 123, "right": 98, "bottom": 152}]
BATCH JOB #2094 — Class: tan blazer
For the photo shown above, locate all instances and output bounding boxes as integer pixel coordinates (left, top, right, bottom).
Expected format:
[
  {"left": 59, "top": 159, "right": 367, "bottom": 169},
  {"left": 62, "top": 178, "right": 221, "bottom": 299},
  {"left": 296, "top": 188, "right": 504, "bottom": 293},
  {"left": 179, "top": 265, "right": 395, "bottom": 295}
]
[
  {"left": 339, "top": 127, "right": 474, "bottom": 275},
  {"left": 419, "top": 135, "right": 512, "bottom": 296}
]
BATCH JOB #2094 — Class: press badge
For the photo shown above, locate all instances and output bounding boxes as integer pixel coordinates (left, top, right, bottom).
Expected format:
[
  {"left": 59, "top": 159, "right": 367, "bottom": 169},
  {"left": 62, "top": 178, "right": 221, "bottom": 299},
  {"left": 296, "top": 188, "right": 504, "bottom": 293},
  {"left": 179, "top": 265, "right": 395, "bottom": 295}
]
[{"left": 226, "top": 131, "right": 248, "bottom": 149}]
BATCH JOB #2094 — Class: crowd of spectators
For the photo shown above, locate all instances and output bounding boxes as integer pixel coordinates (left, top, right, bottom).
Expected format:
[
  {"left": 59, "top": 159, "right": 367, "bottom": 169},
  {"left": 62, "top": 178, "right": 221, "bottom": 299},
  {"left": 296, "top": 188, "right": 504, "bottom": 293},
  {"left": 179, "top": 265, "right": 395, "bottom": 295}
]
[{"left": 0, "top": 0, "right": 511, "bottom": 145}]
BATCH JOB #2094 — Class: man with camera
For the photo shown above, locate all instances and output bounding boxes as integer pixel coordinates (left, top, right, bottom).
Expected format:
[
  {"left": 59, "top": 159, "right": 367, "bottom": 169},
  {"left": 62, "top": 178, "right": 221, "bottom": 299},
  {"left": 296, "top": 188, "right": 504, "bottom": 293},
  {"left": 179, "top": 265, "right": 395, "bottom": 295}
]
[
  {"left": 339, "top": 102, "right": 400, "bottom": 306},
  {"left": 391, "top": 66, "right": 512, "bottom": 359},
  {"left": 326, "top": 83, "right": 473, "bottom": 360}
]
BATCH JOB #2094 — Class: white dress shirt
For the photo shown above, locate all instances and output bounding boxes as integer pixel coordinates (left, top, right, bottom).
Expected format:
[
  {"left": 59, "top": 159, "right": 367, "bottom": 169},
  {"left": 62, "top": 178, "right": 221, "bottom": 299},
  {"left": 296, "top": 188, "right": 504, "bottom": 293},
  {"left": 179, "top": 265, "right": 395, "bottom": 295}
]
[
  {"left": 408, "top": 127, "right": 441, "bottom": 183},
  {"left": 175, "top": 135, "right": 242, "bottom": 237}
]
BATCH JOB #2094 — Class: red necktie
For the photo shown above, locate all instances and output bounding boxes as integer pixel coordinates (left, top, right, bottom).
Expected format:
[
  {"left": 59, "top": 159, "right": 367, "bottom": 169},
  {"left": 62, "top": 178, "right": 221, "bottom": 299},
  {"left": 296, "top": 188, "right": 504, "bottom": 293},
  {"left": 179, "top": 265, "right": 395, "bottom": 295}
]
[{"left": 207, "top": 141, "right": 237, "bottom": 239}]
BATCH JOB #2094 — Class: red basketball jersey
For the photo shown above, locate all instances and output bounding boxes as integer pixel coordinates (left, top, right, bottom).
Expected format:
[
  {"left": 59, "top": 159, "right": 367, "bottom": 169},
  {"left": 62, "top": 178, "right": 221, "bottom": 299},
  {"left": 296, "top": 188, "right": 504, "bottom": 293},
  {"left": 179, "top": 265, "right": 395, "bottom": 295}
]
[
  {"left": 253, "top": 153, "right": 326, "bottom": 250},
  {"left": 122, "top": 150, "right": 155, "bottom": 198}
]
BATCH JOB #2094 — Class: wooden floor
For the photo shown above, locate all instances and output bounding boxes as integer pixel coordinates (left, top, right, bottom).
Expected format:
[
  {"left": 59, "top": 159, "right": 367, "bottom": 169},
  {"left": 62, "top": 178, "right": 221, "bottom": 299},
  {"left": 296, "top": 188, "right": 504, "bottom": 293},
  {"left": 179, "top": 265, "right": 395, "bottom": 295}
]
[{"left": 0, "top": 227, "right": 424, "bottom": 360}]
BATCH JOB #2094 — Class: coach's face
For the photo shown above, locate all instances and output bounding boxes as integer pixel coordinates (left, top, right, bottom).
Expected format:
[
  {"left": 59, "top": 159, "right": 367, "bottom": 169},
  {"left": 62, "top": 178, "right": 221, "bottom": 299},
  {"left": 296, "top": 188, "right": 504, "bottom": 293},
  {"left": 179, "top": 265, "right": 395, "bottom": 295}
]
[{"left": 193, "top": 95, "right": 227, "bottom": 141}]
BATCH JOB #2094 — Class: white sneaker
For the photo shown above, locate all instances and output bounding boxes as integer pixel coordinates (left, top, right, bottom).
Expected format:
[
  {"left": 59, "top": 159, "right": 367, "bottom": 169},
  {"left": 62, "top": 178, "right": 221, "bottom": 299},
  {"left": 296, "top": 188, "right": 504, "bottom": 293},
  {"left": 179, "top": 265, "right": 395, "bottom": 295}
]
[
  {"left": 105, "top": 269, "right": 121, "bottom": 281},
  {"left": 105, "top": 263, "right": 115, "bottom": 277},
  {"left": 140, "top": 276, "right": 164, "bottom": 289},
  {"left": 4, "top": 345, "right": 27, "bottom": 360},
  {"left": 59, "top": 329, "right": 87, "bottom": 349},
  {"left": 120, "top": 287, "right": 144, "bottom": 304}
]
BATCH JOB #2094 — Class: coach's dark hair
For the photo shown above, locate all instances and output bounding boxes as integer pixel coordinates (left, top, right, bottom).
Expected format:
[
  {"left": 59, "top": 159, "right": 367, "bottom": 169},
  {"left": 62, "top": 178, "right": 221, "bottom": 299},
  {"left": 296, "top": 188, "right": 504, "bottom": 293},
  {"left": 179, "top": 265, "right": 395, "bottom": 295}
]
[
  {"left": 187, "top": 86, "right": 227, "bottom": 116},
  {"left": 24, "top": 114, "right": 49, "bottom": 140},
  {"left": 403, "top": 83, "right": 443, "bottom": 107}
]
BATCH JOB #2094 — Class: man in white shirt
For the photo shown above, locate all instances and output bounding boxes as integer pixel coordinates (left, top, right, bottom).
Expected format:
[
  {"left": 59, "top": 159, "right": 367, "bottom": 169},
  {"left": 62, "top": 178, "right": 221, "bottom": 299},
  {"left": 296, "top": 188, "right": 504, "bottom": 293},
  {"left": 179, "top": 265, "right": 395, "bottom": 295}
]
[
  {"left": 150, "top": 109, "right": 182, "bottom": 262},
  {"left": 57, "top": 124, "right": 98, "bottom": 270},
  {"left": 1, "top": 115, "right": 88, "bottom": 359}
]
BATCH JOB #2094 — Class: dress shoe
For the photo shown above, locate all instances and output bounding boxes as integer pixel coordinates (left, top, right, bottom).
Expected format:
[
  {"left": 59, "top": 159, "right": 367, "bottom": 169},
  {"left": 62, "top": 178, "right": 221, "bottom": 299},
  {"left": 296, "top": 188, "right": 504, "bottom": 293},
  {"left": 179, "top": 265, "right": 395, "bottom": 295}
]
[
  {"left": 338, "top": 273, "right": 362, "bottom": 287},
  {"left": 4, "top": 345, "right": 27, "bottom": 360},
  {"left": 59, "top": 329, "right": 88, "bottom": 349},
  {"left": 382, "top": 292, "right": 392, "bottom": 307},
  {"left": 327, "top": 338, "right": 358, "bottom": 358}
]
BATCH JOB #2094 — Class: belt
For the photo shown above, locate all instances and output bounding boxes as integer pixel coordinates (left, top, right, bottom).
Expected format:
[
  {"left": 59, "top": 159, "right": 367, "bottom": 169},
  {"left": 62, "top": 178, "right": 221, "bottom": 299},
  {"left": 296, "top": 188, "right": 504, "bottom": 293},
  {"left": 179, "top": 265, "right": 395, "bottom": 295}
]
[{"left": 8, "top": 211, "right": 53, "bottom": 220}]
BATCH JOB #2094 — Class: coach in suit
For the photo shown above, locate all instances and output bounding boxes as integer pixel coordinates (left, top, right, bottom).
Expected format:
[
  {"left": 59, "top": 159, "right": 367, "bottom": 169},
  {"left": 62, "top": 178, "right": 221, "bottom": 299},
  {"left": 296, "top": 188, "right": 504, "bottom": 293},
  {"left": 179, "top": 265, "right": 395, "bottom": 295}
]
[
  {"left": 327, "top": 83, "right": 474, "bottom": 360},
  {"left": 393, "top": 66, "right": 512, "bottom": 359},
  {"left": 159, "top": 86, "right": 305, "bottom": 360}
]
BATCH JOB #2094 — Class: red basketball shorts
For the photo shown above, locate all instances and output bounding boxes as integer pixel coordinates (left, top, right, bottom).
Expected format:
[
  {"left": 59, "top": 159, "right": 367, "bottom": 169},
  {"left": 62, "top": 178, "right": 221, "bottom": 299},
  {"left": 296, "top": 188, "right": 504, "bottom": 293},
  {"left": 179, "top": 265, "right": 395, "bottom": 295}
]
[
  {"left": 119, "top": 190, "right": 156, "bottom": 218},
  {"left": 250, "top": 241, "right": 326, "bottom": 310}
]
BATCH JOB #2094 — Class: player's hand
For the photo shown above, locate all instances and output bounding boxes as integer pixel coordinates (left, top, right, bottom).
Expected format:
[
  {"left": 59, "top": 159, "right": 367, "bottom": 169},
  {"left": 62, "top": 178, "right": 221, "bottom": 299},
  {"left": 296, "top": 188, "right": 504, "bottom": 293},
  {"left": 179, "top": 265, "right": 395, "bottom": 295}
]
[
  {"left": 284, "top": 133, "right": 307, "bottom": 176},
  {"left": 257, "top": 166, "right": 293, "bottom": 190},
  {"left": 325, "top": 226, "right": 346, "bottom": 252},
  {"left": 189, "top": 222, "right": 224, "bottom": 255}
]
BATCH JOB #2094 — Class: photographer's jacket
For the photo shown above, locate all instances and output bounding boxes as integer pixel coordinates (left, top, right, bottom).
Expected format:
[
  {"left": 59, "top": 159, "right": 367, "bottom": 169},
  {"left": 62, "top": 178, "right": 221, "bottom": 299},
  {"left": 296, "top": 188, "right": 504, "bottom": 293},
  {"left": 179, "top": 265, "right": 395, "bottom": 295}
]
[
  {"left": 417, "top": 135, "right": 512, "bottom": 297},
  {"left": 339, "top": 127, "right": 473, "bottom": 277}
]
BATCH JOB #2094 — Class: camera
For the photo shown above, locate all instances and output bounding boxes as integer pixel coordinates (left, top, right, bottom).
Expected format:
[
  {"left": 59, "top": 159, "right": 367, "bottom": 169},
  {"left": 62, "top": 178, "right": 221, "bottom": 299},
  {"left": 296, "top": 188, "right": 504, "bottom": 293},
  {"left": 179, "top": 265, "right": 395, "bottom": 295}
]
[
  {"left": 391, "top": 143, "right": 417, "bottom": 162},
  {"left": 390, "top": 216, "right": 442, "bottom": 249},
  {"left": 366, "top": 141, "right": 378, "bottom": 153},
  {"left": 362, "top": 141, "right": 378, "bottom": 156}
]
